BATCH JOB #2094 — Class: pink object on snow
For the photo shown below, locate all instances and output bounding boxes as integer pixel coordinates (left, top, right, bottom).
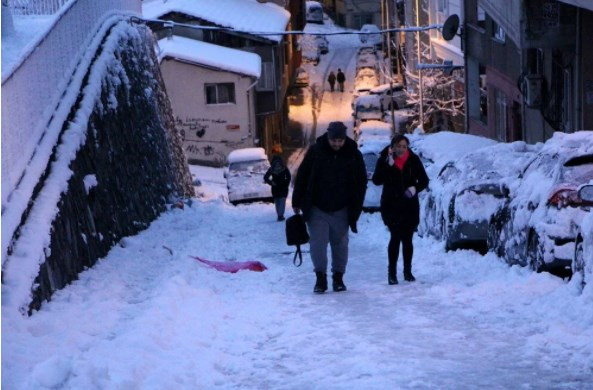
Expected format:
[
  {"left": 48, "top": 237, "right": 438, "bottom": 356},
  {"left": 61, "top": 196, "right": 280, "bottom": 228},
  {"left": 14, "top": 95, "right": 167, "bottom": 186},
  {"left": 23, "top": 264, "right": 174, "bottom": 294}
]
[{"left": 191, "top": 256, "right": 267, "bottom": 273}]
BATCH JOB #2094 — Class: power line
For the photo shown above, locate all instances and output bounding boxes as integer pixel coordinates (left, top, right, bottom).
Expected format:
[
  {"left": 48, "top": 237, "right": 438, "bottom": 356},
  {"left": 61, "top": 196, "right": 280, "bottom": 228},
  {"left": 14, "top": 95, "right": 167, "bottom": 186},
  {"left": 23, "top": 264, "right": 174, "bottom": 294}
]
[{"left": 137, "top": 17, "right": 443, "bottom": 37}]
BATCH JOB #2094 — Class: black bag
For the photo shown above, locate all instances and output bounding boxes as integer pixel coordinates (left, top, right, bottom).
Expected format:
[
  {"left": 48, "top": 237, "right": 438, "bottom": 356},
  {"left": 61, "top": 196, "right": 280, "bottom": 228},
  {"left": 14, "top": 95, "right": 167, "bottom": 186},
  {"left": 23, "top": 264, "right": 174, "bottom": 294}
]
[{"left": 285, "top": 214, "right": 309, "bottom": 266}]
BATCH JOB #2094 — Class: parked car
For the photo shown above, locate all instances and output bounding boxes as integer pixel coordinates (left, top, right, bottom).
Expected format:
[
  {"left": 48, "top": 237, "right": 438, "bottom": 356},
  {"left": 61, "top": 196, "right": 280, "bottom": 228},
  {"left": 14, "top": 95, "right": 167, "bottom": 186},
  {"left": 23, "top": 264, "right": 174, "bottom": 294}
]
[
  {"left": 488, "top": 132, "right": 593, "bottom": 274},
  {"left": 299, "top": 34, "right": 320, "bottom": 65},
  {"left": 359, "top": 24, "right": 381, "bottom": 47},
  {"left": 423, "top": 141, "right": 538, "bottom": 251},
  {"left": 352, "top": 94, "right": 384, "bottom": 123},
  {"left": 370, "top": 83, "right": 407, "bottom": 111},
  {"left": 306, "top": 1, "right": 324, "bottom": 24},
  {"left": 356, "top": 50, "right": 378, "bottom": 73},
  {"left": 360, "top": 139, "right": 391, "bottom": 212},
  {"left": 314, "top": 35, "right": 329, "bottom": 54},
  {"left": 224, "top": 148, "right": 273, "bottom": 205},
  {"left": 355, "top": 120, "right": 391, "bottom": 148},
  {"left": 572, "top": 184, "right": 593, "bottom": 285},
  {"left": 352, "top": 68, "right": 380, "bottom": 107},
  {"left": 294, "top": 67, "right": 309, "bottom": 87}
]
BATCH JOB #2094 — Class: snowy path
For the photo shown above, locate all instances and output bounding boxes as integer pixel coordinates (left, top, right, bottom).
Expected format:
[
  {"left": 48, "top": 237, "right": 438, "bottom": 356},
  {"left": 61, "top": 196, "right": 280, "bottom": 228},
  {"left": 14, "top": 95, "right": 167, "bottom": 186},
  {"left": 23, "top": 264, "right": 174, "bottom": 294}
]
[{"left": 3, "top": 170, "right": 592, "bottom": 388}]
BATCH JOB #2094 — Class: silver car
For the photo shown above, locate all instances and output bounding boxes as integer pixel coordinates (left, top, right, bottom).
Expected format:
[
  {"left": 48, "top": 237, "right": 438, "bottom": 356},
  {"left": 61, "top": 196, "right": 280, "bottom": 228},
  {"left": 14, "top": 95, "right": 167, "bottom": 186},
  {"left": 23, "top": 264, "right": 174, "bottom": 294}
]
[{"left": 225, "top": 148, "right": 273, "bottom": 205}]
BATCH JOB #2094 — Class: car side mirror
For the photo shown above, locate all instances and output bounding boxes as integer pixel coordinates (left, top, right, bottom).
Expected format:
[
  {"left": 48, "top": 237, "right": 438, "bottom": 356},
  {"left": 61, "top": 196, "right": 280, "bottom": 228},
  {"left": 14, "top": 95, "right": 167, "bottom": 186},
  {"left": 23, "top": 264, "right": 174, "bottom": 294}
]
[{"left": 578, "top": 184, "right": 593, "bottom": 202}]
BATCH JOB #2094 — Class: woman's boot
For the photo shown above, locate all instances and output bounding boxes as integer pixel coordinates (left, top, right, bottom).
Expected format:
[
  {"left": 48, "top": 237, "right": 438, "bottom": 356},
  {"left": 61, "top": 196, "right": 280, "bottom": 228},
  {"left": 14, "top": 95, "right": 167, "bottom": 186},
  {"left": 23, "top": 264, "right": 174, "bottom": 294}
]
[{"left": 332, "top": 272, "right": 347, "bottom": 292}]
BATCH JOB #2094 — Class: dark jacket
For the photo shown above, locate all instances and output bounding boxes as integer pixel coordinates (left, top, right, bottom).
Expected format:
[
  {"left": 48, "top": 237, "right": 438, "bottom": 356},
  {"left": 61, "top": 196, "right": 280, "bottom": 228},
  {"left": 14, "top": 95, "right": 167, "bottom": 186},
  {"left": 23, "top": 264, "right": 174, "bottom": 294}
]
[
  {"left": 328, "top": 72, "right": 336, "bottom": 84},
  {"left": 292, "top": 133, "right": 367, "bottom": 233},
  {"left": 372, "top": 147, "right": 429, "bottom": 228},
  {"left": 264, "top": 158, "right": 291, "bottom": 198},
  {"left": 336, "top": 71, "right": 345, "bottom": 83}
]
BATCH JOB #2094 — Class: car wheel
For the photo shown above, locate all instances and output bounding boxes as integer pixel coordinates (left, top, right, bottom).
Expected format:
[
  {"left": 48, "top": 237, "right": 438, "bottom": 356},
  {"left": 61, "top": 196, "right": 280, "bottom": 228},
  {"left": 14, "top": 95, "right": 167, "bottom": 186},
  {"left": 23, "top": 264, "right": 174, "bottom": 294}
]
[
  {"left": 527, "top": 232, "right": 545, "bottom": 273},
  {"left": 572, "top": 235, "right": 585, "bottom": 284}
]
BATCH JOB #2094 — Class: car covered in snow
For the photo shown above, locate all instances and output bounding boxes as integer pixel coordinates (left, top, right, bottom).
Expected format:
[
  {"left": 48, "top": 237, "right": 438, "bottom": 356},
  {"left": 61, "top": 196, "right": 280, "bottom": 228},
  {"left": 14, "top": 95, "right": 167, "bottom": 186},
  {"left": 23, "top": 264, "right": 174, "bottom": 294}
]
[
  {"left": 352, "top": 68, "right": 380, "bottom": 107},
  {"left": 306, "top": 1, "right": 324, "bottom": 24},
  {"left": 355, "top": 120, "right": 392, "bottom": 148},
  {"left": 360, "top": 138, "right": 391, "bottom": 211},
  {"left": 370, "top": 83, "right": 407, "bottom": 111},
  {"left": 572, "top": 184, "right": 593, "bottom": 285},
  {"left": 488, "top": 132, "right": 593, "bottom": 274},
  {"left": 314, "top": 35, "right": 329, "bottom": 54},
  {"left": 430, "top": 141, "right": 539, "bottom": 252},
  {"left": 224, "top": 148, "right": 273, "bottom": 205},
  {"left": 359, "top": 24, "right": 381, "bottom": 47},
  {"left": 352, "top": 94, "right": 384, "bottom": 123}
]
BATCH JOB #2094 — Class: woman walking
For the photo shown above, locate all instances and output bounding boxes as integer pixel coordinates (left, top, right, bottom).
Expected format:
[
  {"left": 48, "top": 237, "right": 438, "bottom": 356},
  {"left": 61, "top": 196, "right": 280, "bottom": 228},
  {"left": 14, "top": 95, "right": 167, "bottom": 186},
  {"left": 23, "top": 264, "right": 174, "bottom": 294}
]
[
  {"left": 264, "top": 156, "right": 292, "bottom": 221},
  {"left": 372, "top": 135, "right": 429, "bottom": 284}
]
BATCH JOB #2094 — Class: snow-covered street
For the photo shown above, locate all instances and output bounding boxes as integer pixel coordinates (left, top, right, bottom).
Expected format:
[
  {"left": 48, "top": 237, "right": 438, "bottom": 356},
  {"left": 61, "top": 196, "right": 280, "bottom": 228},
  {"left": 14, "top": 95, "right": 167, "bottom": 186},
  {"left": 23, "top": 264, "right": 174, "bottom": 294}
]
[{"left": 3, "top": 165, "right": 592, "bottom": 388}]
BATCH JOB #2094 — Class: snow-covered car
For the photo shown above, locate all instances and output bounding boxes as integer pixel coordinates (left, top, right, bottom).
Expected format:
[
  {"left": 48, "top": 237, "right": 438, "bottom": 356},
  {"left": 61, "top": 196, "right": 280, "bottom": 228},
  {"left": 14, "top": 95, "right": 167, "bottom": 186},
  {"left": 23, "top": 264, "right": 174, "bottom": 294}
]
[
  {"left": 294, "top": 67, "right": 309, "bottom": 87},
  {"left": 355, "top": 120, "right": 392, "bottom": 148},
  {"left": 360, "top": 139, "right": 391, "bottom": 212},
  {"left": 299, "top": 35, "right": 320, "bottom": 65},
  {"left": 488, "top": 132, "right": 593, "bottom": 274},
  {"left": 370, "top": 83, "right": 407, "bottom": 111},
  {"left": 306, "top": 1, "right": 324, "bottom": 24},
  {"left": 430, "top": 142, "right": 539, "bottom": 252},
  {"left": 572, "top": 184, "right": 593, "bottom": 285},
  {"left": 224, "top": 148, "right": 273, "bottom": 205},
  {"left": 359, "top": 24, "right": 381, "bottom": 47},
  {"left": 383, "top": 106, "right": 416, "bottom": 133},
  {"left": 356, "top": 50, "right": 378, "bottom": 73},
  {"left": 412, "top": 132, "right": 498, "bottom": 239},
  {"left": 314, "top": 35, "right": 329, "bottom": 54},
  {"left": 352, "top": 68, "right": 380, "bottom": 107},
  {"left": 352, "top": 94, "right": 384, "bottom": 123}
]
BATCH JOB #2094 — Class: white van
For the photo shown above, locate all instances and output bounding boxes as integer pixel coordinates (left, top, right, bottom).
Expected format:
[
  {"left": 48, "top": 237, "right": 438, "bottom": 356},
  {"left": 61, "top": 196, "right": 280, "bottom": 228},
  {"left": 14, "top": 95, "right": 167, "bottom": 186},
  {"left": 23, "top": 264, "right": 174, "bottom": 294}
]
[
  {"left": 224, "top": 148, "right": 273, "bottom": 205},
  {"left": 306, "top": 1, "right": 324, "bottom": 24}
]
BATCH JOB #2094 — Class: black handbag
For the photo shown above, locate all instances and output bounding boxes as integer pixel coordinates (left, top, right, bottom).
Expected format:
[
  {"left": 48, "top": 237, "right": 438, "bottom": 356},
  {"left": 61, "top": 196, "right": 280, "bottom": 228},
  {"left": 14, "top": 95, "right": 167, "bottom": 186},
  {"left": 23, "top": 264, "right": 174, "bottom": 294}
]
[{"left": 285, "top": 214, "right": 309, "bottom": 266}]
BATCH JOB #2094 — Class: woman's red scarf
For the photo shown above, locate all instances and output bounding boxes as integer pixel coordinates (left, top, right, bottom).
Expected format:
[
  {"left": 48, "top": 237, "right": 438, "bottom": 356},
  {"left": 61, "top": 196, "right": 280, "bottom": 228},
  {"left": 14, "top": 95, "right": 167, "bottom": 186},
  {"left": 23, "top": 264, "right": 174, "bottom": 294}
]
[{"left": 393, "top": 149, "right": 409, "bottom": 170}]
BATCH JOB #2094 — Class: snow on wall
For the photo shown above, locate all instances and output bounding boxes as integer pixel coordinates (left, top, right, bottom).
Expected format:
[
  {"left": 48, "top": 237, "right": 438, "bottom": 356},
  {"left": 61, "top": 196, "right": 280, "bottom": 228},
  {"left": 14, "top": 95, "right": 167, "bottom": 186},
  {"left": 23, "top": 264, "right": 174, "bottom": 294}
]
[{"left": 1, "top": 0, "right": 141, "bottom": 211}]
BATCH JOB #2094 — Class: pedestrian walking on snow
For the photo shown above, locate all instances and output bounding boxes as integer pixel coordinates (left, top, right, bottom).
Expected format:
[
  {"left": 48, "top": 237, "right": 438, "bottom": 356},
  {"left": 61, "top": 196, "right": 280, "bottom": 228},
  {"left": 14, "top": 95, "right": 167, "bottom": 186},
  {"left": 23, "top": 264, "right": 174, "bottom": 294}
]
[
  {"left": 327, "top": 71, "right": 336, "bottom": 92},
  {"left": 292, "top": 121, "right": 367, "bottom": 293},
  {"left": 264, "top": 156, "right": 291, "bottom": 221},
  {"left": 336, "top": 68, "right": 346, "bottom": 92},
  {"left": 372, "top": 134, "right": 429, "bottom": 285}
]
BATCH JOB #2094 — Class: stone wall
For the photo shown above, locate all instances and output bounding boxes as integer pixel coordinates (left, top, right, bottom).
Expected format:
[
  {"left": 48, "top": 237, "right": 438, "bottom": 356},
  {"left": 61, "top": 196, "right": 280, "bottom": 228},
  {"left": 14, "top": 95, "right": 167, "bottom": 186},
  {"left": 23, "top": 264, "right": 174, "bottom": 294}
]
[{"left": 26, "top": 22, "right": 194, "bottom": 312}]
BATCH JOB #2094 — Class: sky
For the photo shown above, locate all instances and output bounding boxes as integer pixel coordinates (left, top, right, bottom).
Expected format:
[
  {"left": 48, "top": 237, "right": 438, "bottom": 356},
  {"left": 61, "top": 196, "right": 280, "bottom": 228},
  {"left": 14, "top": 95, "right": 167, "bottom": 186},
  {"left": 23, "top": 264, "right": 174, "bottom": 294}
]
[{"left": 2, "top": 4, "right": 593, "bottom": 389}]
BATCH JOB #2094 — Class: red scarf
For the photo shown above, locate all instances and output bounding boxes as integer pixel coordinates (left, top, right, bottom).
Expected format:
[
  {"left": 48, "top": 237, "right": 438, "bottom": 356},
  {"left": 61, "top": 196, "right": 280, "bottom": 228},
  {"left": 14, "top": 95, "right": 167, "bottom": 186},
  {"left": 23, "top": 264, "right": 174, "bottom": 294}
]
[{"left": 393, "top": 149, "right": 409, "bottom": 170}]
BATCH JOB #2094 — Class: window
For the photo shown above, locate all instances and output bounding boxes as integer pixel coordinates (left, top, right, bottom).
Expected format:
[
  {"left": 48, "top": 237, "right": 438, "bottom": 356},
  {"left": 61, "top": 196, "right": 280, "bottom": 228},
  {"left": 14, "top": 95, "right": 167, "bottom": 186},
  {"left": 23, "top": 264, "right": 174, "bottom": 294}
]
[
  {"left": 256, "top": 62, "right": 275, "bottom": 91},
  {"left": 205, "top": 83, "right": 235, "bottom": 104},
  {"left": 492, "top": 21, "right": 505, "bottom": 43}
]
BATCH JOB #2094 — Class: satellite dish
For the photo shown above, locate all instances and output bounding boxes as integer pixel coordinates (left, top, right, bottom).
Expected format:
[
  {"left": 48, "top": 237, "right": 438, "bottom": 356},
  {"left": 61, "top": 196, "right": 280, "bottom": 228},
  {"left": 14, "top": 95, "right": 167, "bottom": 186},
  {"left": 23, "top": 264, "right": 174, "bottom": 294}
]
[{"left": 442, "top": 14, "right": 460, "bottom": 41}]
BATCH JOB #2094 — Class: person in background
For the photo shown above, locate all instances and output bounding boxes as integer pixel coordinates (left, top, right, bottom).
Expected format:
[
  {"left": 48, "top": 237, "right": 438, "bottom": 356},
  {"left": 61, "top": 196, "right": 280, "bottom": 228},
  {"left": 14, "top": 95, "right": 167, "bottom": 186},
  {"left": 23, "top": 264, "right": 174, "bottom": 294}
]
[
  {"left": 336, "top": 68, "right": 346, "bottom": 92},
  {"left": 372, "top": 134, "right": 429, "bottom": 285},
  {"left": 327, "top": 71, "right": 336, "bottom": 92},
  {"left": 264, "top": 156, "right": 291, "bottom": 221},
  {"left": 292, "top": 121, "right": 367, "bottom": 293}
]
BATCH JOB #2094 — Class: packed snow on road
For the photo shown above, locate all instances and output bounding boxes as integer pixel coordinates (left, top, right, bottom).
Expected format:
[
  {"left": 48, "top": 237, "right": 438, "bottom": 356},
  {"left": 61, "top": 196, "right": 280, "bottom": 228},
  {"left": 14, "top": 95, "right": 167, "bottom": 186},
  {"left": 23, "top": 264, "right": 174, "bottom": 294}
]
[{"left": 3, "top": 163, "right": 592, "bottom": 389}]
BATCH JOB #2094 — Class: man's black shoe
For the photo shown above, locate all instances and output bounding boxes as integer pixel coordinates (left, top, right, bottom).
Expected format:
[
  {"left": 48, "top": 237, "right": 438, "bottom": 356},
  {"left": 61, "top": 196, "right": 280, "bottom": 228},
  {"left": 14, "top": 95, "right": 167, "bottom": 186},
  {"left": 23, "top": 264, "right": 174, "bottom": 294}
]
[
  {"left": 314, "top": 272, "right": 327, "bottom": 293},
  {"left": 404, "top": 272, "right": 416, "bottom": 282},
  {"left": 332, "top": 272, "right": 347, "bottom": 292}
]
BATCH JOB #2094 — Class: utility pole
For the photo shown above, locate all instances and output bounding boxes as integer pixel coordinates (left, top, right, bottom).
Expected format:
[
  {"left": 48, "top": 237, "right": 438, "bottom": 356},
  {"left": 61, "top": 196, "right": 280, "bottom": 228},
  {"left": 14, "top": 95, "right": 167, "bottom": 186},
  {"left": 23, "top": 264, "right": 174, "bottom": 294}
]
[
  {"left": 386, "top": 0, "right": 396, "bottom": 132},
  {"left": 415, "top": 0, "right": 424, "bottom": 128}
]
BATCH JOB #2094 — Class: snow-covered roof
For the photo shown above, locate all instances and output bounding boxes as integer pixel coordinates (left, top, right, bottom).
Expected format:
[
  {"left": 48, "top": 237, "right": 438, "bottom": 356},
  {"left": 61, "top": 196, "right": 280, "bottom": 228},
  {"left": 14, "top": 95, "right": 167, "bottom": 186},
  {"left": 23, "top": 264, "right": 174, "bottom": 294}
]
[
  {"left": 228, "top": 147, "right": 268, "bottom": 163},
  {"left": 158, "top": 36, "right": 261, "bottom": 78},
  {"left": 359, "top": 138, "right": 390, "bottom": 154},
  {"left": 354, "top": 94, "right": 382, "bottom": 108},
  {"left": 143, "top": 0, "right": 291, "bottom": 43},
  {"left": 539, "top": 131, "right": 593, "bottom": 156}
]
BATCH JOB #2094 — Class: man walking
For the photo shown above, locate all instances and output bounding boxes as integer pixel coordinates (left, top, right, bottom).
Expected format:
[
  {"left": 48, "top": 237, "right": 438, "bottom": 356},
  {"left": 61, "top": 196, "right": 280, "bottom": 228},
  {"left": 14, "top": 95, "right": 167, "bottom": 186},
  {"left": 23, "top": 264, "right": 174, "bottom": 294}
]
[
  {"left": 292, "top": 121, "right": 367, "bottom": 293},
  {"left": 327, "top": 71, "right": 336, "bottom": 92},
  {"left": 336, "top": 68, "right": 346, "bottom": 92}
]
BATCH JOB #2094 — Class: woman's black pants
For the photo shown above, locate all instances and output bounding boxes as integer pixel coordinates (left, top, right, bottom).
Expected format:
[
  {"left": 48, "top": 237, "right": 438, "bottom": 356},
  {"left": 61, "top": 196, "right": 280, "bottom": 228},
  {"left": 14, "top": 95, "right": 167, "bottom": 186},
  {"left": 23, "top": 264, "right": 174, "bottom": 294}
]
[{"left": 388, "top": 223, "right": 415, "bottom": 275}]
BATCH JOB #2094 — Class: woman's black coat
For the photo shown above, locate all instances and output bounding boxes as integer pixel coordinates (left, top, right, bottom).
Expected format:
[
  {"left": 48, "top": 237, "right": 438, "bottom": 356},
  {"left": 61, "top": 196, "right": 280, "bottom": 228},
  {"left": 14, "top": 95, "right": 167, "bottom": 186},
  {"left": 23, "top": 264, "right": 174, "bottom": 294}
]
[{"left": 371, "top": 147, "right": 429, "bottom": 228}]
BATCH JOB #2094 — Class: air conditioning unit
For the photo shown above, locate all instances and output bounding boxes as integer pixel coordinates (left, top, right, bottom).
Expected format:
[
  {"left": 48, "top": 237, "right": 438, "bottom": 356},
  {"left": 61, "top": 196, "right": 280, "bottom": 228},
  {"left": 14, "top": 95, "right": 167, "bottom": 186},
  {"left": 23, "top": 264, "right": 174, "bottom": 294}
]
[{"left": 524, "top": 74, "right": 544, "bottom": 108}]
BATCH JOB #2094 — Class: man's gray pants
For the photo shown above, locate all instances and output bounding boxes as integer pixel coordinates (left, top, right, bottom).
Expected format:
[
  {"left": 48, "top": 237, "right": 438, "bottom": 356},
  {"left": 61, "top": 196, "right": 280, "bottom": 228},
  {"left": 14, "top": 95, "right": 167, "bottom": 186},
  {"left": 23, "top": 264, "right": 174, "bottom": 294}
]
[{"left": 307, "top": 207, "right": 349, "bottom": 274}]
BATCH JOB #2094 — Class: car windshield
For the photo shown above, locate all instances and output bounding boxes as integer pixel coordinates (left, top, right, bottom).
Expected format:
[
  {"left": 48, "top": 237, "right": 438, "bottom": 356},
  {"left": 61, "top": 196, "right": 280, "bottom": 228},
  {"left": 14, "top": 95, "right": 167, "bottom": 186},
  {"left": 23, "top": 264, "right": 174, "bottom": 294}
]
[{"left": 229, "top": 160, "right": 269, "bottom": 174}]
